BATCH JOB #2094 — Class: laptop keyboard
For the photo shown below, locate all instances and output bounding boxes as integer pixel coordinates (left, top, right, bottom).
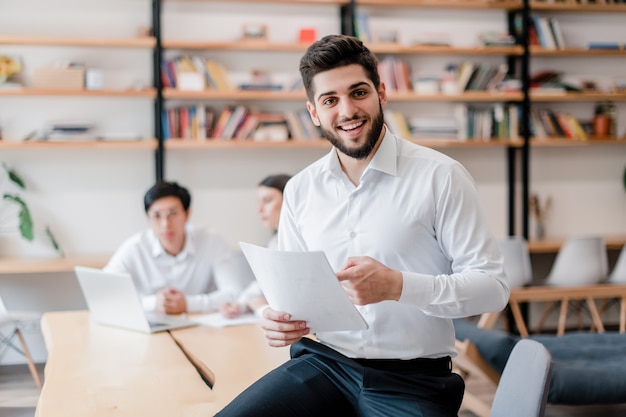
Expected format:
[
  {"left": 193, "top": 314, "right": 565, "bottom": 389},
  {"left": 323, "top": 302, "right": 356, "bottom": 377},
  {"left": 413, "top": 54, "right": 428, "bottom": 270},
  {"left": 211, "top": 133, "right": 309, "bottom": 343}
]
[{"left": 148, "top": 321, "right": 168, "bottom": 328}]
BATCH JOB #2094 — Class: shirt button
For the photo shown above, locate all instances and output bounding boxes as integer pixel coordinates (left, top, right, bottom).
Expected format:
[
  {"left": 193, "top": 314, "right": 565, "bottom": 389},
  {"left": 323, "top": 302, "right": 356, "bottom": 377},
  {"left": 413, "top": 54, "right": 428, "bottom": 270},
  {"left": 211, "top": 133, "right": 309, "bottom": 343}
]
[{"left": 349, "top": 232, "right": 357, "bottom": 239}]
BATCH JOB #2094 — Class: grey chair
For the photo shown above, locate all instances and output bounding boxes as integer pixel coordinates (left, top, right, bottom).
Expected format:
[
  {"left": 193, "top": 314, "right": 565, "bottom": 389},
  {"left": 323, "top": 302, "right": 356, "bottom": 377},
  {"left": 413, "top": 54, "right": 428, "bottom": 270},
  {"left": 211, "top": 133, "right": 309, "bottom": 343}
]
[
  {"left": 597, "top": 244, "right": 626, "bottom": 330},
  {"left": 0, "top": 311, "right": 42, "bottom": 389},
  {"left": 477, "top": 236, "right": 533, "bottom": 330},
  {"left": 490, "top": 339, "right": 552, "bottom": 417},
  {"left": 536, "top": 235, "right": 608, "bottom": 335}
]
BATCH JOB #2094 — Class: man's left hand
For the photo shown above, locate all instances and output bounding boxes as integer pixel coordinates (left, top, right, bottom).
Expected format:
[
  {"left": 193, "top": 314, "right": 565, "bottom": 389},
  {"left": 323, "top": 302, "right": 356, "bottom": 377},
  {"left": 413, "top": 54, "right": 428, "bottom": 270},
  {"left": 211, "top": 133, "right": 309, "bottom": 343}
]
[{"left": 337, "top": 256, "right": 403, "bottom": 305}]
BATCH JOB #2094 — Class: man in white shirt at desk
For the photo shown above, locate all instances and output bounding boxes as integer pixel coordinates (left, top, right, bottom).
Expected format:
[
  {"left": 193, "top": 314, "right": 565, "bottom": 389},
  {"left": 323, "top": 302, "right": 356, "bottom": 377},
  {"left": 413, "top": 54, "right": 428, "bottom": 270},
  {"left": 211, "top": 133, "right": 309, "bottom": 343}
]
[
  {"left": 105, "top": 181, "right": 244, "bottom": 314},
  {"left": 217, "top": 35, "right": 510, "bottom": 417}
]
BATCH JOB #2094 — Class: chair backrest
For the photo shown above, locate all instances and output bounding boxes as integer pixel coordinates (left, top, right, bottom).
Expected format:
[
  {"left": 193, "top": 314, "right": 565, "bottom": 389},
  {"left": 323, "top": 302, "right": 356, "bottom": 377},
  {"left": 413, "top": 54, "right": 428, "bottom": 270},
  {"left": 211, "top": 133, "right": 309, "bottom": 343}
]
[
  {"left": 546, "top": 236, "right": 608, "bottom": 286},
  {"left": 607, "top": 245, "right": 626, "bottom": 284},
  {"left": 499, "top": 236, "right": 533, "bottom": 289},
  {"left": 490, "top": 339, "right": 552, "bottom": 417}
]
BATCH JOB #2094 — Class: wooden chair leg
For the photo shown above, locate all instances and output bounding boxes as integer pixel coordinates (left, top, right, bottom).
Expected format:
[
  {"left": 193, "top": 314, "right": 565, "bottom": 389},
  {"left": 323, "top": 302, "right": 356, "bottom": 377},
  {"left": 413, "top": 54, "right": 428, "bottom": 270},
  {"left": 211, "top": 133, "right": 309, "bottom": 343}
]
[
  {"left": 509, "top": 301, "right": 529, "bottom": 338},
  {"left": 15, "top": 327, "right": 42, "bottom": 389},
  {"left": 536, "top": 301, "right": 554, "bottom": 334},
  {"left": 586, "top": 296, "right": 605, "bottom": 334},
  {"left": 477, "top": 311, "right": 500, "bottom": 330},
  {"left": 557, "top": 298, "right": 569, "bottom": 336},
  {"left": 619, "top": 297, "right": 626, "bottom": 333}
]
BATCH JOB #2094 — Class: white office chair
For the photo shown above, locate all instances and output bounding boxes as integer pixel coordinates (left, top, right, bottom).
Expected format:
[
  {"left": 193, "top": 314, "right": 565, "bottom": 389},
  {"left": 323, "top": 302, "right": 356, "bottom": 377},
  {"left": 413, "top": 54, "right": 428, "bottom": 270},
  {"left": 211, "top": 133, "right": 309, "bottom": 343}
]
[
  {"left": 606, "top": 244, "right": 626, "bottom": 285},
  {"left": 536, "top": 236, "right": 608, "bottom": 336},
  {"left": 499, "top": 236, "right": 533, "bottom": 289},
  {"left": 0, "top": 302, "right": 42, "bottom": 389},
  {"left": 490, "top": 339, "right": 552, "bottom": 417},
  {"left": 478, "top": 236, "right": 534, "bottom": 330},
  {"left": 597, "top": 245, "right": 626, "bottom": 332}
]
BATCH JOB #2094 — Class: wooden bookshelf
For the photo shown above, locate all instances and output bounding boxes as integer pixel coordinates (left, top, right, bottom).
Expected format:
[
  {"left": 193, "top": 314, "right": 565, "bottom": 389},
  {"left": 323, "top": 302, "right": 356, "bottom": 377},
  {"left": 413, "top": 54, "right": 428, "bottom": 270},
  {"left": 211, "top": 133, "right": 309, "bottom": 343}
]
[
  {"left": 530, "top": 1, "right": 626, "bottom": 12},
  {"left": 0, "top": 88, "right": 156, "bottom": 98},
  {"left": 163, "top": 138, "right": 522, "bottom": 150},
  {"left": 387, "top": 91, "right": 524, "bottom": 102},
  {"left": 0, "top": 140, "right": 156, "bottom": 150},
  {"left": 412, "top": 138, "right": 523, "bottom": 148},
  {"left": 163, "top": 89, "right": 305, "bottom": 100},
  {"left": 163, "top": 40, "right": 310, "bottom": 51},
  {"left": 165, "top": 139, "right": 330, "bottom": 149},
  {"left": 530, "top": 91, "right": 626, "bottom": 102},
  {"left": 367, "top": 44, "right": 524, "bottom": 56},
  {"left": 530, "top": 47, "right": 626, "bottom": 57},
  {"left": 530, "top": 138, "right": 626, "bottom": 147},
  {"left": 356, "top": 0, "right": 522, "bottom": 9},
  {"left": 0, "top": 35, "right": 155, "bottom": 48},
  {"left": 170, "top": 0, "right": 349, "bottom": 4}
]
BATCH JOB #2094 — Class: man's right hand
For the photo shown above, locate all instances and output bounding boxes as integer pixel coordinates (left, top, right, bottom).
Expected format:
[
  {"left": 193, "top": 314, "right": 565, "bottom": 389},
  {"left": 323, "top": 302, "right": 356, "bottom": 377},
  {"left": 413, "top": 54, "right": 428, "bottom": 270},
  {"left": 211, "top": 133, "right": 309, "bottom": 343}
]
[{"left": 261, "top": 307, "right": 309, "bottom": 347}]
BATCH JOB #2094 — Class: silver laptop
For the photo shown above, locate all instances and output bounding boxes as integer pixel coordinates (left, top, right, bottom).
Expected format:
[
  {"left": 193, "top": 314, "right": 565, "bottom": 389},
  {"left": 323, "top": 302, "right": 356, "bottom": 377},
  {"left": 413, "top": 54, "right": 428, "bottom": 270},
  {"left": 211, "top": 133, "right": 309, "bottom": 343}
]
[
  {"left": 0, "top": 272, "right": 87, "bottom": 314},
  {"left": 74, "top": 266, "right": 197, "bottom": 334}
]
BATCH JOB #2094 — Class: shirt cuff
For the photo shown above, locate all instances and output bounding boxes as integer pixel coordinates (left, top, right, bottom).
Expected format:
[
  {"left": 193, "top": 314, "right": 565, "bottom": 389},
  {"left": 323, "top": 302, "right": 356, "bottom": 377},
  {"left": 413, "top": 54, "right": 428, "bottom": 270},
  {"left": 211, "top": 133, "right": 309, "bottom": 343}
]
[
  {"left": 253, "top": 304, "right": 270, "bottom": 318},
  {"left": 398, "top": 271, "right": 434, "bottom": 308},
  {"left": 142, "top": 295, "right": 157, "bottom": 312}
]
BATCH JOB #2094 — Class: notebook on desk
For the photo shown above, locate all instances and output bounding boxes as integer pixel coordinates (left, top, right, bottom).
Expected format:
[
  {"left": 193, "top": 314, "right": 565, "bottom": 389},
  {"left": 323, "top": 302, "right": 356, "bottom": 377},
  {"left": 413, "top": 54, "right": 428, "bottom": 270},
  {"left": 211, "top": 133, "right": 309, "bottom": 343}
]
[{"left": 74, "top": 266, "right": 197, "bottom": 334}]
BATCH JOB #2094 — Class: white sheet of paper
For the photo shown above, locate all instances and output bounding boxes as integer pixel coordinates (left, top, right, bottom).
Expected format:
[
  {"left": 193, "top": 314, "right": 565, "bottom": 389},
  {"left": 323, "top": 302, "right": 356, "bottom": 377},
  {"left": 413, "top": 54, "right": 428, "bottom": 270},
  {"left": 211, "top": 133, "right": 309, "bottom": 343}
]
[
  {"left": 239, "top": 242, "right": 368, "bottom": 332},
  {"left": 192, "top": 312, "right": 261, "bottom": 328}
]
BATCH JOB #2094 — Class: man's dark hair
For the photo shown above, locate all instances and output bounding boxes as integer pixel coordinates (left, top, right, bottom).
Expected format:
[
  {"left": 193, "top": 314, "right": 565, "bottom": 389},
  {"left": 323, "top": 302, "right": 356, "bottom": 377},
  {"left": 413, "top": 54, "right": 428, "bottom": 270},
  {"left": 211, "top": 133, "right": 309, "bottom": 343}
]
[
  {"left": 143, "top": 181, "right": 191, "bottom": 213},
  {"left": 299, "top": 34, "right": 380, "bottom": 103},
  {"left": 259, "top": 174, "right": 291, "bottom": 194}
]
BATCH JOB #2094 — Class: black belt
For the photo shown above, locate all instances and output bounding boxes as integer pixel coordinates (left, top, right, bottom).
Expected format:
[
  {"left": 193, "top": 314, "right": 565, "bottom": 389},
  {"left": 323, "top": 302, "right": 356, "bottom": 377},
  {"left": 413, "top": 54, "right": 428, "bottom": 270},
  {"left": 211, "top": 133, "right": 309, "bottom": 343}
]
[{"left": 354, "top": 356, "right": 452, "bottom": 374}]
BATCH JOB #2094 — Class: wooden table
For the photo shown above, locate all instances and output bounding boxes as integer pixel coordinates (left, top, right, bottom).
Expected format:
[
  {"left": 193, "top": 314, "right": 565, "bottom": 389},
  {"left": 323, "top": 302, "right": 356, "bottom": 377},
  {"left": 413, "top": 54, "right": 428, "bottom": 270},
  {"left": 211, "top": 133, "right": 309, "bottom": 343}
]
[
  {"left": 36, "top": 311, "right": 291, "bottom": 417},
  {"left": 528, "top": 234, "right": 626, "bottom": 254},
  {"left": 508, "top": 284, "right": 626, "bottom": 337},
  {"left": 0, "top": 255, "right": 109, "bottom": 274}
]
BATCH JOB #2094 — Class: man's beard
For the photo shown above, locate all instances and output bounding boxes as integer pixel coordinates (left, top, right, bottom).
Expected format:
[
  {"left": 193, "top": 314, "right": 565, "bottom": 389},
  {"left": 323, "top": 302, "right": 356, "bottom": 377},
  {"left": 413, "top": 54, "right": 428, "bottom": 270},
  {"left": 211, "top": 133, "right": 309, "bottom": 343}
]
[{"left": 320, "top": 104, "right": 385, "bottom": 160}]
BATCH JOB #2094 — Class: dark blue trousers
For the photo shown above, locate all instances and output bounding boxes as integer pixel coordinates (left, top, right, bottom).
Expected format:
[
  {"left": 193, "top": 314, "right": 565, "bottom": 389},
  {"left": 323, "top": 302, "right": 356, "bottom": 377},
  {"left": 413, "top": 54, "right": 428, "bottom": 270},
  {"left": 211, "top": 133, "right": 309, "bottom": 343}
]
[{"left": 216, "top": 338, "right": 465, "bottom": 417}]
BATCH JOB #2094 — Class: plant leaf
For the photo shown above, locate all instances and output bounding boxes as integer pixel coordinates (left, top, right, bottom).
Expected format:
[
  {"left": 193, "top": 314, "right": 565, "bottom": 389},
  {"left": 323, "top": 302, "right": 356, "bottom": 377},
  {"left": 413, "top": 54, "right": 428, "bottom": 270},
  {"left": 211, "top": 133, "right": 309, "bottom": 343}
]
[
  {"left": 2, "top": 194, "right": 34, "bottom": 240},
  {"left": 45, "top": 226, "right": 64, "bottom": 257},
  {"left": 7, "top": 167, "right": 26, "bottom": 190}
]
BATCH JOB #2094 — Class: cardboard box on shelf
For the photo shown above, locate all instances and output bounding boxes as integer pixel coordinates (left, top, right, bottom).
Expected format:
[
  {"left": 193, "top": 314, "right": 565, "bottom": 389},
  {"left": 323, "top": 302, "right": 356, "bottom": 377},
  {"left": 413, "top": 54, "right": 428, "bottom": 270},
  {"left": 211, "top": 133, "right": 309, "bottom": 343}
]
[{"left": 33, "top": 67, "right": 85, "bottom": 90}]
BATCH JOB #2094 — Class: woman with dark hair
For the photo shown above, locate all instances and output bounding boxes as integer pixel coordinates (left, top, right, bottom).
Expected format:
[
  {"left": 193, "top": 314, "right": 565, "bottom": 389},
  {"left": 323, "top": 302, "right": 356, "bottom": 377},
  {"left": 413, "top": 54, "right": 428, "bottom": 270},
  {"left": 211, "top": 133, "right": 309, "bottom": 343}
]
[{"left": 220, "top": 174, "right": 291, "bottom": 318}]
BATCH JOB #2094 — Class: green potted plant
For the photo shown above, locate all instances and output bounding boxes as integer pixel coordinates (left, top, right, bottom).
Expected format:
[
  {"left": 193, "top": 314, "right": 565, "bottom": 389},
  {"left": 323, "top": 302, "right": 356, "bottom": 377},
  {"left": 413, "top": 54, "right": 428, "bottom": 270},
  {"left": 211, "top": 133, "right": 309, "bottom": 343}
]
[{"left": 1, "top": 163, "right": 63, "bottom": 256}]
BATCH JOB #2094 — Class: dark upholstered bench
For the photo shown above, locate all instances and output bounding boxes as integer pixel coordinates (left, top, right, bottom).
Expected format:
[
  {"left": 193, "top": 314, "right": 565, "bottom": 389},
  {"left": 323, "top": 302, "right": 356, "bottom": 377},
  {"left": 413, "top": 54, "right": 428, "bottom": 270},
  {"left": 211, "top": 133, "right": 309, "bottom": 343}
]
[{"left": 453, "top": 319, "right": 626, "bottom": 405}]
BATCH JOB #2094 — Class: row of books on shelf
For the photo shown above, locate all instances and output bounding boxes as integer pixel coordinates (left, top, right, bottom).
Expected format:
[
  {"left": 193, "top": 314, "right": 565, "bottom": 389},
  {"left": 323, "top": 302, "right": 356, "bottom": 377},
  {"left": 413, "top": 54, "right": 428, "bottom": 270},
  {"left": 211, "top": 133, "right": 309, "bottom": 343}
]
[
  {"left": 529, "top": 108, "right": 589, "bottom": 140},
  {"left": 354, "top": 10, "right": 516, "bottom": 48},
  {"left": 380, "top": 58, "right": 513, "bottom": 94},
  {"left": 384, "top": 104, "right": 520, "bottom": 142},
  {"left": 161, "top": 55, "right": 231, "bottom": 91},
  {"left": 161, "top": 55, "right": 302, "bottom": 92},
  {"left": 161, "top": 105, "right": 321, "bottom": 141},
  {"left": 528, "top": 15, "right": 566, "bottom": 50}
]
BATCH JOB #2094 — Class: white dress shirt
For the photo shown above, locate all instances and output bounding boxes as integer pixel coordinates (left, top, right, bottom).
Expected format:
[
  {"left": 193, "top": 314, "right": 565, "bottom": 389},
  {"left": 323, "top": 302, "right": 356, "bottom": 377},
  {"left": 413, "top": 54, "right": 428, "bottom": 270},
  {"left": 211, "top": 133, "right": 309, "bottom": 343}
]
[
  {"left": 278, "top": 129, "right": 509, "bottom": 360},
  {"left": 104, "top": 225, "right": 244, "bottom": 312}
]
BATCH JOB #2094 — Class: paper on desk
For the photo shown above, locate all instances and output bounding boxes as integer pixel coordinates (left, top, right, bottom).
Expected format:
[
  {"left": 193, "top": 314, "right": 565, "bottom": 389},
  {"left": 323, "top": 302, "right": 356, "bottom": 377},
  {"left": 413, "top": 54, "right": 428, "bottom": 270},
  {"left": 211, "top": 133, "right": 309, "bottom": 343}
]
[
  {"left": 193, "top": 312, "right": 261, "bottom": 328},
  {"left": 239, "top": 242, "right": 368, "bottom": 333}
]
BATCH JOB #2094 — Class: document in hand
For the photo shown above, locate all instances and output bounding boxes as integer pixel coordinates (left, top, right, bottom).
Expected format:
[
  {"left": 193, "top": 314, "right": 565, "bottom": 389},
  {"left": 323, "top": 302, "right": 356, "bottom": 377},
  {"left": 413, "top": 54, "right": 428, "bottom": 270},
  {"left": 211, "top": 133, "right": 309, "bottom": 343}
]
[{"left": 239, "top": 242, "right": 368, "bottom": 332}]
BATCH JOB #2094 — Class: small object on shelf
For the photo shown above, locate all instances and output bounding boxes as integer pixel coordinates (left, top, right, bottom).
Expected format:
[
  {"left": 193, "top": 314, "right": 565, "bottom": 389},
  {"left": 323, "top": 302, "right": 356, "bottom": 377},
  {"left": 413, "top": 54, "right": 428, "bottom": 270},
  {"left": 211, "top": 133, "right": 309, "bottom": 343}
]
[
  {"left": 33, "top": 65, "right": 85, "bottom": 90},
  {"left": 299, "top": 28, "right": 317, "bottom": 44},
  {"left": 376, "top": 30, "right": 398, "bottom": 44},
  {"left": 587, "top": 42, "right": 621, "bottom": 50},
  {"left": 85, "top": 68, "right": 104, "bottom": 90},
  {"left": 242, "top": 23, "right": 267, "bottom": 42},
  {"left": 0, "top": 54, "right": 23, "bottom": 88},
  {"left": 529, "top": 194, "right": 551, "bottom": 241},
  {"left": 413, "top": 76, "right": 440, "bottom": 94},
  {"left": 479, "top": 31, "right": 516, "bottom": 47},
  {"left": 413, "top": 32, "right": 451, "bottom": 47}
]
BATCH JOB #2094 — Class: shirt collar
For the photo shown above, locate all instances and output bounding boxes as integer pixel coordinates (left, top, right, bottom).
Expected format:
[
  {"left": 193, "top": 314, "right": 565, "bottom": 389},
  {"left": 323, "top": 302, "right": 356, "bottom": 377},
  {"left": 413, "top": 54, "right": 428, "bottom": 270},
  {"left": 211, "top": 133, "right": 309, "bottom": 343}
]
[
  {"left": 323, "top": 125, "right": 399, "bottom": 178},
  {"left": 149, "top": 226, "right": 195, "bottom": 259}
]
